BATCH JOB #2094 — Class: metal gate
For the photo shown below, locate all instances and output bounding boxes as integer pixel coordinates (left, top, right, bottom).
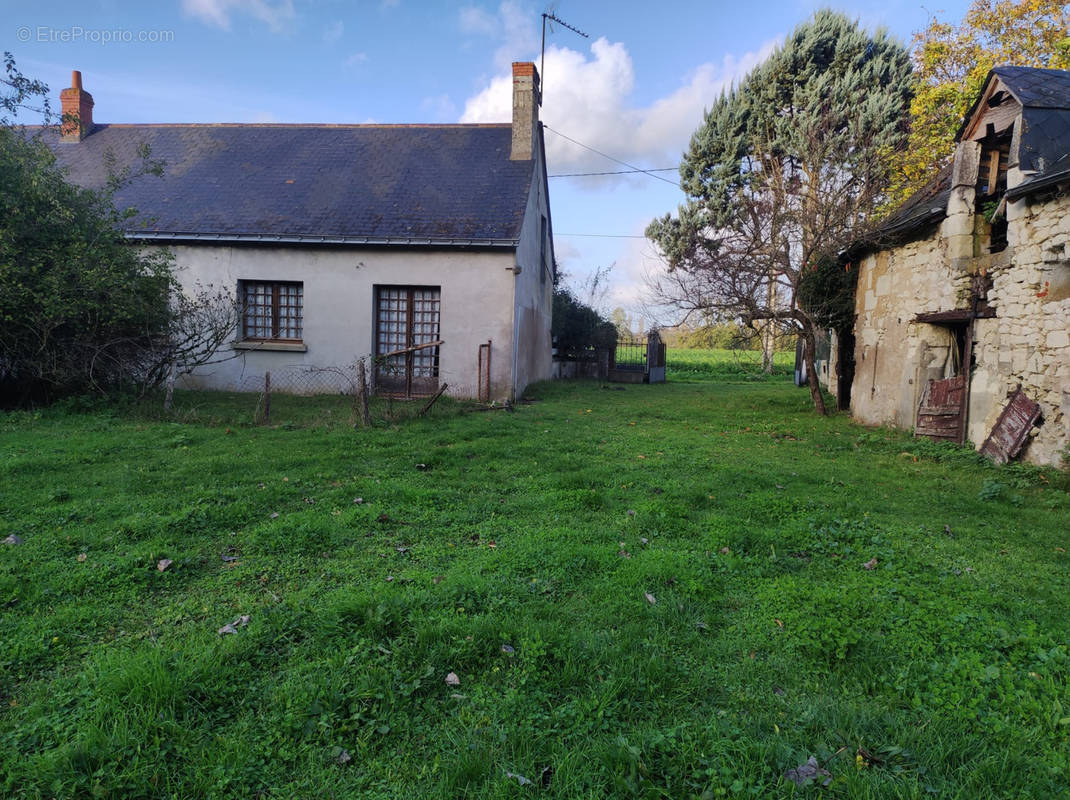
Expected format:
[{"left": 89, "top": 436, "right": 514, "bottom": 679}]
[{"left": 374, "top": 286, "right": 441, "bottom": 397}]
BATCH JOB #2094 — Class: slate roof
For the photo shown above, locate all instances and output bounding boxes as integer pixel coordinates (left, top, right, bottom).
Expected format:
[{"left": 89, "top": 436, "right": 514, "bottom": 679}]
[
  {"left": 41, "top": 123, "right": 536, "bottom": 246},
  {"left": 878, "top": 164, "right": 952, "bottom": 241},
  {"left": 884, "top": 66, "right": 1070, "bottom": 237},
  {"left": 965, "top": 66, "right": 1070, "bottom": 186}
]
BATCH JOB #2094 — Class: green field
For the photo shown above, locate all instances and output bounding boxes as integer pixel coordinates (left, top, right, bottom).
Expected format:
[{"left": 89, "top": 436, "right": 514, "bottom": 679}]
[{"left": 1, "top": 366, "right": 1068, "bottom": 798}]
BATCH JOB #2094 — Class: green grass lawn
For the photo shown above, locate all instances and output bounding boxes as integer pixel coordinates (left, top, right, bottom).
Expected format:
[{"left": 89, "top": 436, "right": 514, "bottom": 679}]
[{"left": 1, "top": 365, "right": 1068, "bottom": 798}]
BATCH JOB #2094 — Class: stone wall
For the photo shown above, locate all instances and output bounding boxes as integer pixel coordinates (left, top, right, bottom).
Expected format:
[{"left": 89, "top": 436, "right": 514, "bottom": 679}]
[
  {"left": 973, "top": 190, "right": 1070, "bottom": 465},
  {"left": 845, "top": 188, "right": 1070, "bottom": 466}
]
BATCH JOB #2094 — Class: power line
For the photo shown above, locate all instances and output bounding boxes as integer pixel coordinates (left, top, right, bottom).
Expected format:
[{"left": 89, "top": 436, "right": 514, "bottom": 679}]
[
  {"left": 549, "top": 167, "right": 677, "bottom": 178},
  {"left": 543, "top": 125, "right": 681, "bottom": 187}
]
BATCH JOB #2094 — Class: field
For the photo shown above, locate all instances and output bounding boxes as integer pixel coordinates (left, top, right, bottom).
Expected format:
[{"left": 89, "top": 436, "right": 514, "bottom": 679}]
[{"left": 2, "top": 353, "right": 1068, "bottom": 798}]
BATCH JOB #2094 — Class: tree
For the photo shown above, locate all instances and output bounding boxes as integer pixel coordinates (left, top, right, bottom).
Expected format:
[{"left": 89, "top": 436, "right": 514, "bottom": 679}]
[
  {"left": 646, "top": 11, "right": 912, "bottom": 413},
  {"left": 551, "top": 286, "right": 616, "bottom": 358},
  {"left": 895, "top": 0, "right": 1070, "bottom": 202},
  {"left": 0, "top": 54, "right": 239, "bottom": 405}
]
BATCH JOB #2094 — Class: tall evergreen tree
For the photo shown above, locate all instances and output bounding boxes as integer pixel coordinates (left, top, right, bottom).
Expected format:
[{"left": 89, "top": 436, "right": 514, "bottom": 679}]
[{"left": 647, "top": 10, "right": 912, "bottom": 413}]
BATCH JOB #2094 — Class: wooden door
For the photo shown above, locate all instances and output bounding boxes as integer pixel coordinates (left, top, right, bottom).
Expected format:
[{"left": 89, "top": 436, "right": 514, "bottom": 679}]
[
  {"left": 374, "top": 286, "right": 441, "bottom": 397},
  {"left": 915, "top": 375, "right": 967, "bottom": 443}
]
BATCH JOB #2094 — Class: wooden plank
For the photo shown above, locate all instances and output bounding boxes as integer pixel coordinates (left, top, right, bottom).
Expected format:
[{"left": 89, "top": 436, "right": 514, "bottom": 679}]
[
  {"left": 915, "top": 376, "right": 967, "bottom": 444},
  {"left": 980, "top": 389, "right": 1042, "bottom": 464}
]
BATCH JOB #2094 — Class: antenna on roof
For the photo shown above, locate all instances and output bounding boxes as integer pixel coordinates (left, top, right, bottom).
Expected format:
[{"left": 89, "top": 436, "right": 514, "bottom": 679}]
[{"left": 540, "top": 10, "right": 589, "bottom": 106}]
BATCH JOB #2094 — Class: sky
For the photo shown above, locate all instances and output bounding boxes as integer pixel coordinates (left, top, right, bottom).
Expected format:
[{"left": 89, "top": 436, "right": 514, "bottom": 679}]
[{"left": 6, "top": 0, "right": 973, "bottom": 324}]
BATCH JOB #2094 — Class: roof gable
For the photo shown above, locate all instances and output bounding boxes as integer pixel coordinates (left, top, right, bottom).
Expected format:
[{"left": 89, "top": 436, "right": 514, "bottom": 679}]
[{"left": 43, "top": 124, "right": 536, "bottom": 245}]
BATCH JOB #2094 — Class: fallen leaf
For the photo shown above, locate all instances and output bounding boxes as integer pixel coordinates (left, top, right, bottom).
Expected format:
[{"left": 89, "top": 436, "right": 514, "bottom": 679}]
[
  {"left": 353, "top": 497, "right": 364, "bottom": 504},
  {"left": 501, "top": 644, "right": 515, "bottom": 654},
  {"left": 336, "top": 748, "right": 352, "bottom": 766},
  {"left": 415, "top": 463, "right": 429, "bottom": 471},
  {"left": 396, "top": 546, "right": 409, "bottom": 553},
  {"left": 433, "top": 575, "right": 444, "bottom": 584},
  {"left": 445, "top": 672, "right": 460, "bottom": 686},
  {"left": 156, "top": 558, "right": 173, "bottom": 572},
  {"left": 377, "top": 513, "right": 392, "bottom": 523},
  {"left": 304, "top": 497, "right": 316, "bottom": 505},
  {"left": 3, "top": 535, "right": 23, "bottom": 545},
  {"left": 1057, "top": 547, "right": 1066, "bottom": 554},
  {"left": 505, "top": 771, "right": 532, "bottom": 786},
  {"left": 863, "top": 557, "right": 878, "bottom": 570},
  {"left": 637, "top": 454, "right": 646, "bottom": 459},
  {"left": 774, "top": 618, "right": 784, "bottom": 629},
  {"left": 626, "top": 509, "right": 636, "bottom": 517},
  {"left": 269, "top": 512, "right": 280, "bottom": 519},
  {"left": 235, "top": 615, "right": 250, "bottom": 627},
  {"left": 218, "top": 623, "right": 238, "bottom": 635},
  {"left": 644, "top": 592, "right": 657, "bottom": 605},
  {"left": 385, "top": 575, "right": 394, "bottom": 582},
  {"left": 77, "top": 553, "right": 87, "bottom": 562},
  {"left": 784, "top": 756, "right": 831, "bottom": 788},
  {"left": 487, "top": 541, "right": 497, "bottom": 549},
  {"left": 640, "top": 537, "right": 649, "bottom": 545},
  {"left": 540, "top": 765, "right": 554, "bottom": 788},
  {"left": 719, "top": 546, "right": 731, "bottom": 555},
  {"left": 618, "top": 550, "right": 631, "bottom": 559},
  {"left": 221, "top": 554, "right": 238, "bottom": 562}
]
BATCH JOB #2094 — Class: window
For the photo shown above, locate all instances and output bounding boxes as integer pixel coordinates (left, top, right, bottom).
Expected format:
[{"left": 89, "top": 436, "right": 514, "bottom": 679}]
[
  {"left": 240, "top": 281, "right": 303, "bottom": 341},
  {"left": 374, "top": 286, "right": 441, "bottom": 397}
]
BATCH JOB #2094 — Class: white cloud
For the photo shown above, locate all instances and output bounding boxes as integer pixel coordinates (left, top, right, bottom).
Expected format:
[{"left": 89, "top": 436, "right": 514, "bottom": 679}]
[
  {"left": 181, "top": 0, "right": 296, "bottom": 32},
  {"left": 459, "top": 5, "right": 497, "bottom": 36},
  {"left": 460, "top": 36, "right": 780, "bottom": 183},
  {"left": 322, "top": 20, "right": 344, "bottom": 43},
  {"left": 421, "top": 93, "right": 458, "bottom": 122},
  {"left": 457, "top": 1, "right": 540, "bottom": 70},
  {"left": 344, "top": 52, "right": 369, "bottom": 68}
]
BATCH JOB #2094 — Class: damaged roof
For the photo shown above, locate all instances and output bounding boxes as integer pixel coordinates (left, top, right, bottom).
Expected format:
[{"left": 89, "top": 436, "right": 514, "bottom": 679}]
[
  {"left": 885, "top": 66, "right": 1070, "bottom": 238},
  {"left": 40, "top": 123, "right": 535, "bottom": 246},
  {"left": 968, "top": 66, "right": 1070, "bottom": 195}
]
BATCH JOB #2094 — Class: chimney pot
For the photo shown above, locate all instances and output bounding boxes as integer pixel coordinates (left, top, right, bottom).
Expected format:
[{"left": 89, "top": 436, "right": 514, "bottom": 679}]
[{"left": 71, "top": 70, "right": 82, "bottom": 90}]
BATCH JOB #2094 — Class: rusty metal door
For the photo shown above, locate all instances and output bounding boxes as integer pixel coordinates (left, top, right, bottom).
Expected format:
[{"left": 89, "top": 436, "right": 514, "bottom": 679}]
[
  {"left": 375, "top": 286, "right": 440, "bottom": 397},
  {"left": 915, "top": 375, "right": 968, "bottom": 443}
]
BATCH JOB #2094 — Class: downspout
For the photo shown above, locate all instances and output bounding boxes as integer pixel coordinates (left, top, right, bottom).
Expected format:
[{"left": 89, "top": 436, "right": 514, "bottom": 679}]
[{"left": 510, "top": 261, "right": 520, "bottom": 402}]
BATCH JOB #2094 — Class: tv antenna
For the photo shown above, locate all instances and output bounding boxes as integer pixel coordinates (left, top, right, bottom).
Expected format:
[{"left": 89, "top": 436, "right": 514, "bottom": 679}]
[{"left": 540, "top": 10, "right": 588, "bottom": 106}]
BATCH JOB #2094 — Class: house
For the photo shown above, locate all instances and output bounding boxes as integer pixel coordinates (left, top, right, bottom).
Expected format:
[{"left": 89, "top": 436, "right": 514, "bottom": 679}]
[
  {"left": 45, "top": 64, "right": 554, "bottom": 401},
  {"left": 830, "top": 66, "right": 1070, "bottom": 465}
]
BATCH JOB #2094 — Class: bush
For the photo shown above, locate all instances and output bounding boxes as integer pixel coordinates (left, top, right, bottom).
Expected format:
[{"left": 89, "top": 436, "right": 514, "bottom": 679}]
[
  {"left": 552, "top": 287, "right": 616, "bottom": 358},
  {"left": 0, "top": 55, "right": 176, "bottom": 405}
]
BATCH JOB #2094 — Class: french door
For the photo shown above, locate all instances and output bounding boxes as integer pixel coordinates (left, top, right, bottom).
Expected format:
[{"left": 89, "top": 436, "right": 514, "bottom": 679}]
[{"left": 374, "top": 286, "right": 441, "bottom": 397}]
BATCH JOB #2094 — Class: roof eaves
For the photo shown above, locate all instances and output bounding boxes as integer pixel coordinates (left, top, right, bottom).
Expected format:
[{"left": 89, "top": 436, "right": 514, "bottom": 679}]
[
  {"left": 125, "top": 231, "right": 520, "bottom": 248},
  {"left": 1005, "top": 164, "right": 1070, "bottom": 201}
]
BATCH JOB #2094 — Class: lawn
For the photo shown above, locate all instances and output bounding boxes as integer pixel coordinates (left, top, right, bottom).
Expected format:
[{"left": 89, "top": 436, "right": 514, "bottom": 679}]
[{"left": 1, "top": 360, "right": 1068, "bottom": 799}]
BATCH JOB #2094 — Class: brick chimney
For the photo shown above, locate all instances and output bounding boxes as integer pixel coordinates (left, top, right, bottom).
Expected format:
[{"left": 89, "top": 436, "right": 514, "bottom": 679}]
[
  {"left": 60, "top": 70, "right": 94, "bottom": 142},
  {"left": 510, "top": 62, "right": 540, "bottom": 161}
]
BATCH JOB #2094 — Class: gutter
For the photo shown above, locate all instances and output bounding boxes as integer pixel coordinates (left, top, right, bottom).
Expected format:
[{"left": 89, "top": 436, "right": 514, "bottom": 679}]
[
  {"left": 124, "top": 231, "right": 521, "bottom": 248},
  {"left": 1005, "top": 166, "right": 1070, "bottom": 201}
]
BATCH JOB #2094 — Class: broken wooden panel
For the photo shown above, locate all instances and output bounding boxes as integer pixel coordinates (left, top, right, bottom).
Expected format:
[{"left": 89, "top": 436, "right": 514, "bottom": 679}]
[
  {"left": 915, "top": 375, "right": 968, "bottom": 443},
  {"left": 981, "top": 389, "right": 1042, "bottom": 464}
]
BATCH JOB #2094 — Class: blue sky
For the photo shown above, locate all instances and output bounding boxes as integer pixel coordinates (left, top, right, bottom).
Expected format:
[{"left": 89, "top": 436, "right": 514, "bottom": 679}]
[{"left": 7, "top": 0, "right": 971, "bottom": 320}]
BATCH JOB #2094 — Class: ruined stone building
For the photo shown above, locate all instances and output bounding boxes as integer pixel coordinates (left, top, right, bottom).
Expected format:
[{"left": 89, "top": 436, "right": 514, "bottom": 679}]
[{"left": 831, "top": 66, "right": 1070, "bottom": 466}]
